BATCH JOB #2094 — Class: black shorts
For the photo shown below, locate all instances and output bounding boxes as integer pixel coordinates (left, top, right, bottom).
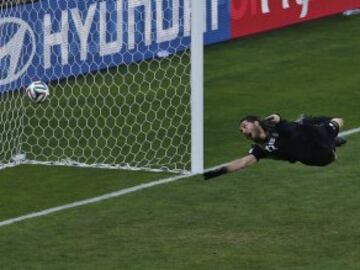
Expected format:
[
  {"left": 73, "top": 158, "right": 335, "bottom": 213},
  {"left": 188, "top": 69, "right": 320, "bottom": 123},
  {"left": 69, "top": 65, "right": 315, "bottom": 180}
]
[{"left": 302, "top": 121, "right": 339, "bottom": 166}]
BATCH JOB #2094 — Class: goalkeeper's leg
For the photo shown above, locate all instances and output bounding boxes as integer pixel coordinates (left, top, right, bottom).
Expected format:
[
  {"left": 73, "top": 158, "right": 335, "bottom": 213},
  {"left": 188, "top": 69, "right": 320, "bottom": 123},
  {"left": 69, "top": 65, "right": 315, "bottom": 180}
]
[{"left": 296, "top": 115, "right": 346, "bottom": 147}]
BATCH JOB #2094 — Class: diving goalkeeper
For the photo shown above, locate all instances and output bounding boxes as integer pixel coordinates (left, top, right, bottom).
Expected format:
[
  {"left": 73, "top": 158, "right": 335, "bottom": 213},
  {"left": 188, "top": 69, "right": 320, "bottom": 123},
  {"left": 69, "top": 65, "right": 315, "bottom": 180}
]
[{"left": 204, "top": 114, "right": 347, "bottom": 180}]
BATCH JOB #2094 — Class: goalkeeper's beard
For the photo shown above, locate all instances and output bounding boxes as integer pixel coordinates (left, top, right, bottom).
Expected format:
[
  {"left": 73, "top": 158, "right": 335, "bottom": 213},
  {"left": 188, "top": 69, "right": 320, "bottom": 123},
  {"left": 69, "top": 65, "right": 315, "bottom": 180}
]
[{"left": 250, "top": 128, "right": 265, "bottom": 144}]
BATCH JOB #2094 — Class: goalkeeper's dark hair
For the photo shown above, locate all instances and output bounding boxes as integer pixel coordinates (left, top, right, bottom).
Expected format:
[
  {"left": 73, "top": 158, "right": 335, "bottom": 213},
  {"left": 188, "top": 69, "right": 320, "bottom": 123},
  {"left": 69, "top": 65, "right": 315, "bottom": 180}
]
[
  {"left": 240, "top": 115, "right": 276, "bottom": 131},
  {"left": 240, "top": 115, "right": 262, "bottom": 124}
]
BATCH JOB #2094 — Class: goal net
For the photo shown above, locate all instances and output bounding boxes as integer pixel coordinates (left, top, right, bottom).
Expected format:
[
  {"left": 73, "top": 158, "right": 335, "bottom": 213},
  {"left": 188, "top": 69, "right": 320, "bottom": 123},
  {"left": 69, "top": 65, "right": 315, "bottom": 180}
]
[{"left": 0, "top": 0, "right": 203, "bottom": 173}]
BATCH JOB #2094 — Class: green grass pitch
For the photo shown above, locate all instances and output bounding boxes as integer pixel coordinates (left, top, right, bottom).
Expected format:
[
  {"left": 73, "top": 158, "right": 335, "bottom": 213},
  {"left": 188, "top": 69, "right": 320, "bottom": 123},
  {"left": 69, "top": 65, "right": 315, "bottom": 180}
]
[{"left": 1, "top": 14, "right": 360, "bottom": 269}]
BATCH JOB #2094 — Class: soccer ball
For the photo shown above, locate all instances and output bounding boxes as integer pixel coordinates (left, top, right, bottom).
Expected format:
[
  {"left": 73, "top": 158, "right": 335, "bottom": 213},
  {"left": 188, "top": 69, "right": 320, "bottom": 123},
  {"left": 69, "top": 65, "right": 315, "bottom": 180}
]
[{"left": 26, "top": 81, "right": 49, "bottom": 103}]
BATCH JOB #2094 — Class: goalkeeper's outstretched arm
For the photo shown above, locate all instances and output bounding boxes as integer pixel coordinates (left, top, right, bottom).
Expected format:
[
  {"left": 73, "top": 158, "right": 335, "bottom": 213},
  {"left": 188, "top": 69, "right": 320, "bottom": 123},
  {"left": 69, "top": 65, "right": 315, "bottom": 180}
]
[{"left": 203, "top": 154, "right": 257, "bottom": 180}]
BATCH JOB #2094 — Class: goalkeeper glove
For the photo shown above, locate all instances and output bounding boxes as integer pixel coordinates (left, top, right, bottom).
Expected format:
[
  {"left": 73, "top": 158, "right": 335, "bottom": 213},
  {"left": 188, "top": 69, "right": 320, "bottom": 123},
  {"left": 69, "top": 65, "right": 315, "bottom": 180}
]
[
  {"left": 203, "top": 167, "right": 228, "bottom": 180},
  {"left": 262, "top": 114, "right": 281, "bottom": 132},
  {"left": 264, "top": 113, "right": 281, "bottom": 123}
]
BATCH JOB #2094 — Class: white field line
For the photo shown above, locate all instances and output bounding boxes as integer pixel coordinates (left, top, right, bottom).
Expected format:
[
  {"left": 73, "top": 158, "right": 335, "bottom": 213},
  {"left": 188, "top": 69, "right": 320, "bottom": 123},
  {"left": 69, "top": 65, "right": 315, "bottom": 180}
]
[
  {"left": 0, "top": 174, "right": 191, "bottom": 227},
  {"left": 0, "top": 126, "right": 359, "bottom": 228},
  {"left": 339, "top": 127, "right": 360, "bottom": 137}
]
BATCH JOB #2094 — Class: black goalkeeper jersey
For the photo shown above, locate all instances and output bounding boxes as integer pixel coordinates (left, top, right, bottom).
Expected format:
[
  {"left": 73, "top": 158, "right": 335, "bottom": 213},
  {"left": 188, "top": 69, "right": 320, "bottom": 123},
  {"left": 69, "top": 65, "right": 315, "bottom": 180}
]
[{"left": 248, "top": 120, "right": 338, "bottom": 166}]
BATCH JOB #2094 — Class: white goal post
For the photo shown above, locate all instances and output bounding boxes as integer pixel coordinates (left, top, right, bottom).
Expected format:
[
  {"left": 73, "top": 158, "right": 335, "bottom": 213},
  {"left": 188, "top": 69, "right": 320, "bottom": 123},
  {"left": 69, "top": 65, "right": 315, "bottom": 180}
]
[
  {"left": 191, "top": 0, "right": 204, "bottom": 174},
  {"left": 0, "top": 0, "right": 204, "bottom": 174}
]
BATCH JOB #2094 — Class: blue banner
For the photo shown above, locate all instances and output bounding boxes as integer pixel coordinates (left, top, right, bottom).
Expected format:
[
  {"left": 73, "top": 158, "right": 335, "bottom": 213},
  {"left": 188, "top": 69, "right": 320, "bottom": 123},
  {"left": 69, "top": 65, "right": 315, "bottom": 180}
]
[{"left": 0, "top": 0, "right": 230, "bottom": 92}]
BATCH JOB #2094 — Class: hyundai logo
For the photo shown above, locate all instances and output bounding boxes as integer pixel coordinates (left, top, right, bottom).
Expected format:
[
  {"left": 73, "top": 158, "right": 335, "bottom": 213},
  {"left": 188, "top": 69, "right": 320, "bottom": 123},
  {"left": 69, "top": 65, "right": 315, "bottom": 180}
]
[{"left": 0, "top": 17, "right": 36, "bottom": 86}]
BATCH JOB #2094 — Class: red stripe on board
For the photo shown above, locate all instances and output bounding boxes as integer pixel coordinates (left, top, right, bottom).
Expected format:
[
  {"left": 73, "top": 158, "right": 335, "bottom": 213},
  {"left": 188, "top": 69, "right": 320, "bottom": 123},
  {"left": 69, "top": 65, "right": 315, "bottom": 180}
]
[{"left": 231, "top": 0, "right": 360, "bottom": 38}]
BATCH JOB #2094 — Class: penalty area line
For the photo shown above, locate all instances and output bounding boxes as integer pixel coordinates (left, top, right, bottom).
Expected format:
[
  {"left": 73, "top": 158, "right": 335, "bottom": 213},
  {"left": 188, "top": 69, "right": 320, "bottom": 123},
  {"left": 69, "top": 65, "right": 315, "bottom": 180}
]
[{"left": 0, "top": 126, "right": 359, "bottom": 228}]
